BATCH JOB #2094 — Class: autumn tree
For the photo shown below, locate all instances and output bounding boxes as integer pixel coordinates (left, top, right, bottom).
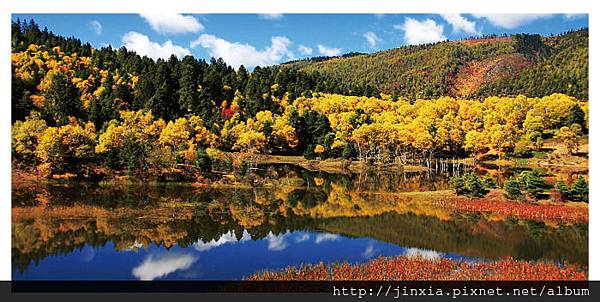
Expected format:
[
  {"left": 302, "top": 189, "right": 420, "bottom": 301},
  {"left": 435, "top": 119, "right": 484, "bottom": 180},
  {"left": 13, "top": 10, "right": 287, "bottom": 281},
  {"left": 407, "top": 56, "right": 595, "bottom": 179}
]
[
  {"left": 555, "top": 126, "right": 579, "bottom": 154},
  {"left": 36, "top": 118, "right": 96, "bottom": 177},
  {"left": 12, "top": 111, "right": 47, "bottom": 165}
]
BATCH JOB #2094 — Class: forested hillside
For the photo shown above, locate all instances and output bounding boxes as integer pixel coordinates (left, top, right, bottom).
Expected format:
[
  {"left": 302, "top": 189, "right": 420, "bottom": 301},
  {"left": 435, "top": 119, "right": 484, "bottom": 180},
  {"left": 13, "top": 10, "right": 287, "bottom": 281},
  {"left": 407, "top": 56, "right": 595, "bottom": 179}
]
[
  {"left": 290, "top": 29, "right": 588, "bottom": 100},
  {"left": 11, "top": 19, "right": 589, "bottom": 179}
]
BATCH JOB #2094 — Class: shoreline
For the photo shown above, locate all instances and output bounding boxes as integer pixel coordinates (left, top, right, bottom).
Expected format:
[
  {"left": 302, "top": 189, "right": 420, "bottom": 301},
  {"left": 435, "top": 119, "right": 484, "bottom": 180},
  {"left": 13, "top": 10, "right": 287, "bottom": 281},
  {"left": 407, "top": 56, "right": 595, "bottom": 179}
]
[{"left": 246, "top": 255, "right": 587, "bottom": 281}]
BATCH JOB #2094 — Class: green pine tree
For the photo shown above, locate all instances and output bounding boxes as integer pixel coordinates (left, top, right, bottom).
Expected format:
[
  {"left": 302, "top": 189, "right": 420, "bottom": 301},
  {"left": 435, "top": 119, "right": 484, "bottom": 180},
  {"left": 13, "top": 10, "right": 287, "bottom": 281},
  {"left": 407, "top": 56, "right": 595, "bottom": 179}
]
[
  {"left": 570, "top": 175, "right": 589, "bottom": 202},
  {"left": 504, "top": 178, "right": 522, "bottom": 200}
]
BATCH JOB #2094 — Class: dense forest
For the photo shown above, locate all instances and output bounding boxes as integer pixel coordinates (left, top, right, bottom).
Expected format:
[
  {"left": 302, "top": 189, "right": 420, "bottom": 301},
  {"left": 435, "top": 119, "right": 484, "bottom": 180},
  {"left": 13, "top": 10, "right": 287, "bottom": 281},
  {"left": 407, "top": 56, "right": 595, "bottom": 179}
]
[
  {"left": 11, "top": 19, "right": 589, "bottom": 178},
  {"left": 291, "top": 30, "right": 588, "bottom": 100}
]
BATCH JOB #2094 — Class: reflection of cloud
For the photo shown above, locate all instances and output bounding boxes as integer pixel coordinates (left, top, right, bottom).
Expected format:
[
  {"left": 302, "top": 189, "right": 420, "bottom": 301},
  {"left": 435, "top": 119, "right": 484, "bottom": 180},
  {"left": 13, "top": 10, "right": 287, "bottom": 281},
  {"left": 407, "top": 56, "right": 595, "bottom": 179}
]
[
  {"left": 80, "top": 246, "right": 95, "bottom": 262},
  {"left": 266, "top": 231, "right": 289, "bottom": 251},
  {"left": 404, "top": 248, "right": 442, "bottom": 260},
  {"left": 193, "top": 230, "right": 251, "bottom": 252},
  {"left": 295, "top": 233, "right": 310, "bottom": 243},
  {"left": 125, "top": 241, "right": 144, "bottom": 252},
  {"left": 363, "top": 243, "right": 377, "bottom": 258},
  {"left": 132, "top": 253, "right": 197, "bottom": 281},
  {"left": 315, "top": 233, "right": 340, "bottom": 244}
]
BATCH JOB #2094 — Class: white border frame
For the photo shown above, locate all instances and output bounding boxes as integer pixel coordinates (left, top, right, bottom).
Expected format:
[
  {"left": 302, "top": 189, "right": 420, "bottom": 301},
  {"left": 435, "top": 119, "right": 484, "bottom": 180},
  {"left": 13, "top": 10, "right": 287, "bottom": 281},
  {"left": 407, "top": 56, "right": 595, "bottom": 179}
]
[{"left": 0, "top": 0, "right": 597, "bottom": 281}]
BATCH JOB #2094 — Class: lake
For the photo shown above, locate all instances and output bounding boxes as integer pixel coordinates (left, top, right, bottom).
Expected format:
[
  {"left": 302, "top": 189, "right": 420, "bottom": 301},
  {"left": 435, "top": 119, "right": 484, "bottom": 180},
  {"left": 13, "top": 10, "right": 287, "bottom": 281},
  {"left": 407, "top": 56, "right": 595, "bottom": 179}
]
[{"left": 12, "top": 164, "right": 588, "bottom": 280}]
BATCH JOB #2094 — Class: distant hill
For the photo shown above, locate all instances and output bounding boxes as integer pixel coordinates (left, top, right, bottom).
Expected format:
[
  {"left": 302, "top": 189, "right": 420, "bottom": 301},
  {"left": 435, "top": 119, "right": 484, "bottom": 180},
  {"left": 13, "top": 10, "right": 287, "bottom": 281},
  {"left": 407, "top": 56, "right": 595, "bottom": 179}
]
[{"left": 286, "top": 29, "right": 588, "bottom": 100}]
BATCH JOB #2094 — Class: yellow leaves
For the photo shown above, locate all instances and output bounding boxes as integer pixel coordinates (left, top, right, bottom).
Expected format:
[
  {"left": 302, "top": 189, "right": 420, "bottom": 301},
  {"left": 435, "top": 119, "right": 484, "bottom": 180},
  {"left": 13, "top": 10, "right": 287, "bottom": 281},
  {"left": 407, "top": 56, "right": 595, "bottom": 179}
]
[
  {"left": 12, "top": 112, "right": 48, "bottom": 163},
  {"left": 35, "top": 120, "right": 96, "bottom": 176},
  {"left": 96, "top": 110, "right": 163, "bottom": 154},
  {"left": 79, "top": 56, "right": 92, "bottom": 66},
  {"left": 464, "top": 130, "right": 489, "bottom": 155},
  {"left": 205, "top": 148, "right": 227, "bottom": 164},
  {"left": 271, "top": 115, "right": 298, "bottom": 149},
  {"left": 486, "top": 124, "right": 515, "bottom": 152},
  {"left": 331, "top": 139, "right": 346, "bottom": 150},
  {"left": 99, "top": 69, "right": 109, "bottom": 84},
  {"left": 525, "top": 94, "right": 576, "bottom": 130},
  {"left": 37, "top": 163, "right": 53, "bottom": 178},
  {"left": 30, "top": 95, "right": 46, "bottom": 108},
  {"left": 27, "top": 44, "right": 40, "bottom": 52},
  {"left": 34, "top": 58, "right": 45, "bottom": 69},
  {"left": 233, "top": 128, "right": 267, "bottom": 153},
  {"left": 555, "top": 126, "right": 578, "bottom": 154},
  {"left": 130, "top": 75, "right": 139, "bottom": 87},
  {"left": 270, "top": 83, "right": 280, "bottom": 93},
  {"left": 71, "top": 77, "right": 83, "bottom": 85},
  {"left": 95, "top": 123, "right": 125, "bottom": 153},
  {"left": 314, "top": 144, "right": 325, "bottom": 154},
  {"left": 255, "top": 110, "right": 274, "bottom": 126},
  {"left": 183, "top": 141, "right": 197, "bottom": 162},
  {"left": 159, "top": 118, "right": 191, "bottom": 148},
  {"left": 37, "top": 69, "right": 60, "bottom": 92}
]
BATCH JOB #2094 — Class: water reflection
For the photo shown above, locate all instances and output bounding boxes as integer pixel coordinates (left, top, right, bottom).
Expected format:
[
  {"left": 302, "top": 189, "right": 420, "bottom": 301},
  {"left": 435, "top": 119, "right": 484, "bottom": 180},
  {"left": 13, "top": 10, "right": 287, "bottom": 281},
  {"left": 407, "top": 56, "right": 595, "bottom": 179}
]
[
  {"left": 193, "top": 230, "right": 251, "bottom": 252},
  {"left": 12, "top": 164, "right": 588, "bottom": 279},
  {"left": 132, "top": 253, "right": 198, "bottom": 281}
]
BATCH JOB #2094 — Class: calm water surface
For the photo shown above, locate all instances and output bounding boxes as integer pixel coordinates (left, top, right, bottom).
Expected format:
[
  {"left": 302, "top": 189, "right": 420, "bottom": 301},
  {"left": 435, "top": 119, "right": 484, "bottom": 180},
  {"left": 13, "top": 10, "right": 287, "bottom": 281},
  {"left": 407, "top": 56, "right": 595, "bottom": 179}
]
[{"left": 12, "top": 164, "right": 588, "bottom": 280}]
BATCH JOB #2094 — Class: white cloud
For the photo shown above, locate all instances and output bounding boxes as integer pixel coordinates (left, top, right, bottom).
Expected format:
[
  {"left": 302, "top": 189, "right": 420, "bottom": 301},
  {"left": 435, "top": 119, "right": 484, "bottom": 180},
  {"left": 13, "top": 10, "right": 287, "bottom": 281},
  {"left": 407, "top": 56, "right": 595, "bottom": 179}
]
[
  {"left": 315, "top": 233, "right": 340, "bottom": 244},
  {"left": 317, "top": 44, "right": 342, "bottom": 56},
  {"left": 298, "top": 45, "right": 313, "bottom": 56},
  {"left": 193, "top": 230, "right": 251, "bottom": 252},
  {"left": 404, "top": 248, "right": 443, "bottom": 261},
  {"left": 441, "top": 14, "right": 479, "bottom": 35},
  {"left": 132, "top": 253, "right": 197, "bottom": 280},
  {"left": 259, "top": 14, "right": 284, "bottom": 20},
  {"left": 363, "top": 31, "right": 381, "bottom": 48},
  {"left": 139, "top": 13, "right": 204, "bottom": 34},
  {"left": 394, "top": 18, "right": 447, "bottom": 45},
  {"left": 564, "top": 14, "right": 586, "bottom": 20},
  {"left": 122, "top": 31, "right": 191, "bottom": 60},
  {"left": 471, "top": 14, "right": 552, "bottom": 29},
  {"left": 190, "top": 34, "right": 294, "bottom": 68},
  {"left": 88, "top": 20, "right": 102, "bottom": 35}
]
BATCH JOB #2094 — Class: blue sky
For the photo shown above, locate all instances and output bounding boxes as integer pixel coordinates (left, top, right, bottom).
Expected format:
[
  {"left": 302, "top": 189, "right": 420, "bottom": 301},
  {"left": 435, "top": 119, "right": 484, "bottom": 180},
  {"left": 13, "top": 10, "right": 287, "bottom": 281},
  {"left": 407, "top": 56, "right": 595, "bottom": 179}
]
[{"left": 13, "top": 14, "right": 588, "bottom": 68}]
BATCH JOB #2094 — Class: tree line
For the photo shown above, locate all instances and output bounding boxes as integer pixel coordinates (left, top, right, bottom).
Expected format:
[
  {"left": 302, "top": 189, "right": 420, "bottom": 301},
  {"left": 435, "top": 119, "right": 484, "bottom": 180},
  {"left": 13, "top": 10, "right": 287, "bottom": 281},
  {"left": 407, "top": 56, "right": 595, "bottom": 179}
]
[{"left": 11, "top": 19, "right": 589, "bottom": 179}]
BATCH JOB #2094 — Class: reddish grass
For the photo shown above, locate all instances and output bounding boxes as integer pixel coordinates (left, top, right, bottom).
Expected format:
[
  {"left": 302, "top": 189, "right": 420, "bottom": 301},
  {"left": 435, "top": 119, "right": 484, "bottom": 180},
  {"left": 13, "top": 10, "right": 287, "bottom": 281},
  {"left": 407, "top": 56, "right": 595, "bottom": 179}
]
[
  {"left": 246, "top": 256, "right": 586, "bottom": 281},
  {"left": 444, "top": 191, "right": 588, "bottom": 224}
]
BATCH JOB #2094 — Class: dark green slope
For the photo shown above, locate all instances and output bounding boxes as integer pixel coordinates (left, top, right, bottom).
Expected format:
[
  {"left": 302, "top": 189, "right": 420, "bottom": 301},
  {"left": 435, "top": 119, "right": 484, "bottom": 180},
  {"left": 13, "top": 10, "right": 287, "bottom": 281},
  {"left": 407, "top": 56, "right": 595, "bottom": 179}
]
[{"left": 288, "top": 29, "right": 588, "bottom": 100}]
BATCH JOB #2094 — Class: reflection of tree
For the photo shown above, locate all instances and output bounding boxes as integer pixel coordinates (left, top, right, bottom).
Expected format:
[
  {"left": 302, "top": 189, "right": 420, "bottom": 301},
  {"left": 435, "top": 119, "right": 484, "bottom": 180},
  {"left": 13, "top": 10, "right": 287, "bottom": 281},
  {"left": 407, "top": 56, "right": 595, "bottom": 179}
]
[
  {"left": 13, "top": 203, "right": 587, "bottom": 274},
  {"left": 318, "top": 212, "right": 587, "bottom": 265},
  {"left": 12, "top": 168, "right": 588, "bottom": 273}
]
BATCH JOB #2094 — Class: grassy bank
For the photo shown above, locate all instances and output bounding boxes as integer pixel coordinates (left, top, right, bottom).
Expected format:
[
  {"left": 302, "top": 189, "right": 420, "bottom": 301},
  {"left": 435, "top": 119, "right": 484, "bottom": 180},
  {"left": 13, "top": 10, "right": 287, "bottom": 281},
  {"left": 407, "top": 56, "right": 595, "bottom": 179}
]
[{"left": 246, "top": 255, "right": 586, "bottom": 281}]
